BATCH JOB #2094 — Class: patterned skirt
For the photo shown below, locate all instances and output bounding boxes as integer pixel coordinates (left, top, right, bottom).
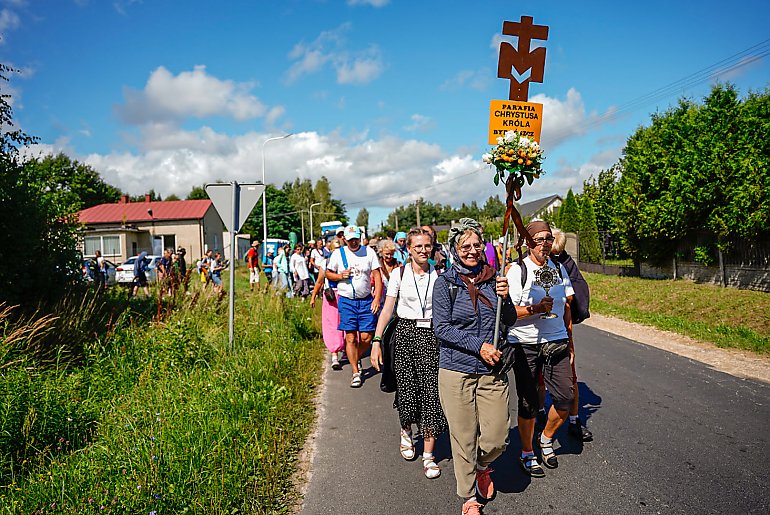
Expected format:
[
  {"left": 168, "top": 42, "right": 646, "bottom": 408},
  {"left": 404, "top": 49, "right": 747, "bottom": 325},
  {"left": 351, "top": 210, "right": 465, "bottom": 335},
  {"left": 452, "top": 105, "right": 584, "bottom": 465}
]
[{"left": 393, "top": 318, "right": 448, "bottom": 438}]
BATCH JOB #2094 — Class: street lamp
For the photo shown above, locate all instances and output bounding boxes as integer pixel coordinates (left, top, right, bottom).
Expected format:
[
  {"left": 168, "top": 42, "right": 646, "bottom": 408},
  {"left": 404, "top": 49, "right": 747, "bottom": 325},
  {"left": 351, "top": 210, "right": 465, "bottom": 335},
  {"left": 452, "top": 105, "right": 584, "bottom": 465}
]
[
  {"left": 309, "top": 202, "right": 321, "bottom": 241},
  {"left": 261, "top": 133, "right": 293, "bottom": 249}
]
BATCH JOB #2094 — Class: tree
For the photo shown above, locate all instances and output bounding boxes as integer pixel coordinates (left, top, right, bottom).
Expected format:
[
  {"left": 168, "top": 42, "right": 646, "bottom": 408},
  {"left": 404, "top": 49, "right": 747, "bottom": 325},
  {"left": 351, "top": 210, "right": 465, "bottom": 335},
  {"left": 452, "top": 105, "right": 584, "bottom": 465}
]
[
  {"left": 22, "top": 153, "right": 122, "bottom": 209},
  {"left": 558, "top": 189, "right": 581, "bottom": 233},
  {"left": 579, "top": 198, "right": 602, "bottom": 263},
  {"left": 616, "top": 84, "right": 770, "bottom": 264},
  {"left": 356, "top": 207, "right": 369, "bottom": 231},
  {"left": 164, "top": 193, "right": 180, "bottom": 201},
  {"left": 481, "top": 195, "right": 505, "bottom": 221},
  {"left": 130, "top": 189, "right": 162, "bottom": 202},
  {"left": 0, "top": 65, "right": 80, "bottom": 304},
  {"left": 187, "top": 185, "right": 208, "bottom": 200}
]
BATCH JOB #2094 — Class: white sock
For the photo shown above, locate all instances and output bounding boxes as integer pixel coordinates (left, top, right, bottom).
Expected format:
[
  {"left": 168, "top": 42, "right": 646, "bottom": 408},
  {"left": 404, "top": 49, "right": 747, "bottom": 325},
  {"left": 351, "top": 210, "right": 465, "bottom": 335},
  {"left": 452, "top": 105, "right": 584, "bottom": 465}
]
[
  {"left": 476, "top": 464, "right": 487, "bottom": 471},
  {"left": 540, "top": 434, "right": 554, "bottom": 455},
  {"left": 569, "top": 415, "right": 578, "bottom": 424},
  {"left": 423, "top": 452, "right": 434, "bottom": 461},
  {"left": 521, "top": 450, "right": 535, "bottom": 458}
]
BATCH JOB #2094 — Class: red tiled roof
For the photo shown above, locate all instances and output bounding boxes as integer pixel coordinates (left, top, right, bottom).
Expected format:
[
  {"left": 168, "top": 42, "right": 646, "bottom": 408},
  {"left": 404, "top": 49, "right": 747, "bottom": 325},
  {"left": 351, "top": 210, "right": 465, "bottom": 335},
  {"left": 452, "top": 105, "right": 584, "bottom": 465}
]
[{"left": 78, "top": 199, "right": 212, "bottom": 224}]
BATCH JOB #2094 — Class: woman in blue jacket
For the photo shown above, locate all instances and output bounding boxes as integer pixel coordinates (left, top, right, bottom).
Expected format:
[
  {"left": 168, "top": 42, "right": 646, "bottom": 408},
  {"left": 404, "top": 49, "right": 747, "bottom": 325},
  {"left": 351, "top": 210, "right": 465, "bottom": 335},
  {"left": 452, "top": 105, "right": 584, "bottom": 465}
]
[{"left": 433, "top": 218, "right": 517, "bottom": 515}]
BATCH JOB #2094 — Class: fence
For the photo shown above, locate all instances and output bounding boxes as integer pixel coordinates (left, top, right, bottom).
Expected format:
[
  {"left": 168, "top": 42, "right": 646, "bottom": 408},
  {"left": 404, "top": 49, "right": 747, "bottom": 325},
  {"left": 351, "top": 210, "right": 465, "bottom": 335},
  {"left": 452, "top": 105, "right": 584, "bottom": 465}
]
[{"left": 572, "top": 232, "right": 770, "bottom": 293}]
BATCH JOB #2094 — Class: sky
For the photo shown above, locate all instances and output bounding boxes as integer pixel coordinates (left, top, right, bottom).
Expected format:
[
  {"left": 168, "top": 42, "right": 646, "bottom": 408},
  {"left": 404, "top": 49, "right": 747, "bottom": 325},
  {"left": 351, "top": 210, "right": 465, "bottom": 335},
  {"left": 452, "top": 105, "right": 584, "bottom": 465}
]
[{"left": 3, "top": 0, "right": 769, "bottom": 230}]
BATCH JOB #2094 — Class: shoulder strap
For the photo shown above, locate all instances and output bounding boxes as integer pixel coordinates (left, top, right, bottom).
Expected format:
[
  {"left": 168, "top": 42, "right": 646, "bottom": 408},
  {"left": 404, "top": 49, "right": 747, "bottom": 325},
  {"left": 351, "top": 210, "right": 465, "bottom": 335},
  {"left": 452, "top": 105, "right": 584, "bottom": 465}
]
[{"left": 340, "top": 247, "right": 349, "bottom": 269}]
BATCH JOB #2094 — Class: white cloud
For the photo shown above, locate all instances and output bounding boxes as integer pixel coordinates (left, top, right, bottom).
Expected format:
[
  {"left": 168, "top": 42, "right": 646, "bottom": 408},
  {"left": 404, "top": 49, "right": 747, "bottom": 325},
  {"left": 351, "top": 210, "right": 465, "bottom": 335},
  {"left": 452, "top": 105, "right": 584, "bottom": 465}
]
[
  {"left": 440, "top": 69, "right": 491, "bottom": 92},
  {"left": 285, "top": 24, "right": 384, "bottom": 85},
  {"left": 347, "top": 0, "right": 389, "bottom": 6},
  {"left": 116, "top": 65, "right": 267, "bottom": 125},
  {"left": 336, "top": 53, "right": 384, "bottom": 84},
  {"left": 0, "top": 8, "right": 20, "bottom": 41},
  {"left": 403, "top": 113, "right": 435, "bottom": 133},
  {"left": 531, "top": 88, "right": 616, "bottom": 149}
]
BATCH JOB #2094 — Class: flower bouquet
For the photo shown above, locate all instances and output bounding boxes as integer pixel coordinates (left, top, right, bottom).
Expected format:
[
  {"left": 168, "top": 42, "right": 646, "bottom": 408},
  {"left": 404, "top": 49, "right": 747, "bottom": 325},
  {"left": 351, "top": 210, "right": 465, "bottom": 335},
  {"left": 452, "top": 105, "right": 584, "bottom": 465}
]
[{"left": 482, "top": 130, "right": 545, "bottom": 187}]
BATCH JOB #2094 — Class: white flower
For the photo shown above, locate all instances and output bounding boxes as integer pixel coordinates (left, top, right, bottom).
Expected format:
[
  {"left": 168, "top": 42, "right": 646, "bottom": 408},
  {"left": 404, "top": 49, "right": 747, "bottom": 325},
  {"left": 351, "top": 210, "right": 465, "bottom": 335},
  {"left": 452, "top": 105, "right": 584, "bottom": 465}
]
[
  {"left": 482, "top": 153, "right": 493, "bottom": 164},
  {"left": 519, "top": 137, "right": 531, "bottom": 148},
  {"left": 531, "top": 141, "right": 540, "bottom": 149},
  {"left": 504, "top": 131, "right": 517, "bottom": 143},
  {"left": 496, "top": 136, "right": 504, "bottom": 145}
]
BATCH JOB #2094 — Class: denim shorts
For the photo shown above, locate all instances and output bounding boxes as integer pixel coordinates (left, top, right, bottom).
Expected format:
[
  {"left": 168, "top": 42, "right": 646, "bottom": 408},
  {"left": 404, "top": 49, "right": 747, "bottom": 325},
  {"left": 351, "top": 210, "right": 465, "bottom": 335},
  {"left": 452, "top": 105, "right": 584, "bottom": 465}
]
[
  {"left": 211, "top": 274, "right": 222, "bottom": 286},
  {"left": 337, "top": 295, "right": 377, "bottom": 332}
]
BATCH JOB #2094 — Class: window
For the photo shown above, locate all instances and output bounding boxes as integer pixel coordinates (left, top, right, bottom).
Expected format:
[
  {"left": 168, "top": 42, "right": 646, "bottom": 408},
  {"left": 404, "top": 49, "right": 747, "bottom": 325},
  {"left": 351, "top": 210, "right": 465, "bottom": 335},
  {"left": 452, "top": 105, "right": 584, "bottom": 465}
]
[
  {"left": 84, "top": 235, "right": 122, "bottom": 256},
  {"left": 153, "top": 235, "right": 176, "bottom": 255}
]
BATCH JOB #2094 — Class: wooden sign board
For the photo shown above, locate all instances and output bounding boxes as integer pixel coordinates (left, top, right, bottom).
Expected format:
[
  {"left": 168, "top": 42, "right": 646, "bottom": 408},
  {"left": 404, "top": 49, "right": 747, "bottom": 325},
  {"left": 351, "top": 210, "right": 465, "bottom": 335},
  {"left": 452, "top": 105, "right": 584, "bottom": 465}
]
[{"left": 488, "top": 100, "right": 543, "bottom": 144}]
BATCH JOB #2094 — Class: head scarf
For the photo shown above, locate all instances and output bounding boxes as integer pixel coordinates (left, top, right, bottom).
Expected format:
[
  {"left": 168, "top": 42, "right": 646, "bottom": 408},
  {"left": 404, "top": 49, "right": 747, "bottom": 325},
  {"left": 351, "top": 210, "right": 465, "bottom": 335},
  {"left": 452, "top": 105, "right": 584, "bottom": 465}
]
[
  {"left": 447, "top": 218, "right": 495, "bottom": 311},
  {"left": 525, "top": 220, "right": 551, "bottom": 237}
]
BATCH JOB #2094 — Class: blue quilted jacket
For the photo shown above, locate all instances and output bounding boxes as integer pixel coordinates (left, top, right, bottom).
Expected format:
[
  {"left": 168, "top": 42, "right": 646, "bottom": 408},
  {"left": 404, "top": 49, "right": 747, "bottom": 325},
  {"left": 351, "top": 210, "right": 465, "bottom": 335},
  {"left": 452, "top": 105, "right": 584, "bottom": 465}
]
[{"left": 433, "top": 266, "right": 517, "bottom": 375}]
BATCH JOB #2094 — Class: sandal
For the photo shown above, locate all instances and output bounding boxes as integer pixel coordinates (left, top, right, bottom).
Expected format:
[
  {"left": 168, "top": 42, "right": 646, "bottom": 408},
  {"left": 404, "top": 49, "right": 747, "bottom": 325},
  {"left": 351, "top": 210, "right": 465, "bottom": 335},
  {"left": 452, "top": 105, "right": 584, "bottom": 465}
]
[
  {"left": 538, "top": 433, "right": 558, "bottom": 469},
  {"left": 423, "top": 456, "right": 440, "bottom": 479},
  {"left": 519, "top": 453, "right": 545, "bottom": 478},
  {"left": 350, "top": 373, "right": 362, "bottom": 388},
  {"left": 399, "top": 430, "right": 415, "bottom": 460}
]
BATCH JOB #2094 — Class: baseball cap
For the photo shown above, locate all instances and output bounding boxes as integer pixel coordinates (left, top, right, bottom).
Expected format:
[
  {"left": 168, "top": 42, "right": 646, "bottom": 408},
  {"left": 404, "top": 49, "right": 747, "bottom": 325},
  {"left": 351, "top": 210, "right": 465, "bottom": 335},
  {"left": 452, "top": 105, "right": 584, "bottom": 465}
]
[{"left": 343, "top": 225, "right": 361, "bottom": 240}]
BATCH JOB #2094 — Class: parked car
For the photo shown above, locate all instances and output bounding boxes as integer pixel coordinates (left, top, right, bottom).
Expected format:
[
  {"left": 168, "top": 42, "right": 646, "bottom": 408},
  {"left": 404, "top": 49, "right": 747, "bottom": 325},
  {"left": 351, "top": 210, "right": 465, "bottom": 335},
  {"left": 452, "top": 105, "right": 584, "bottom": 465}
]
[
  {"left": 82, "top": 258, "right": 118, "bottom": 286},
  {"left": 116, "top": 255, "right": 161, "bottom": 285}
]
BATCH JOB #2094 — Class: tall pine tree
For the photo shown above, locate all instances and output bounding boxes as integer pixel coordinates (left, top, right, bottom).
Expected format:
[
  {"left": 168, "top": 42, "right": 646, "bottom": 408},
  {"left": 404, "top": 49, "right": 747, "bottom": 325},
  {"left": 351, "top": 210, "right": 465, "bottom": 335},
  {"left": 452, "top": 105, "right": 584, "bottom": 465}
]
[
  {"left": 558, "top": 189, "right": 581, "bottom": 233},
  {"left": 579, "top": 197, "right": 602, "bottom": 263}
]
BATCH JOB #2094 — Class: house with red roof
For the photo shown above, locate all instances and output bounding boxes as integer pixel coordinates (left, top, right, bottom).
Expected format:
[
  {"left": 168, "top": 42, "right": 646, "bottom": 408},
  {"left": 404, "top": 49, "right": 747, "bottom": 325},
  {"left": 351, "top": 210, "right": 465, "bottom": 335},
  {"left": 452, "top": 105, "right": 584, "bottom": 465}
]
[{"left": 78, "top": 194, "right": 226, "bottom": 263}]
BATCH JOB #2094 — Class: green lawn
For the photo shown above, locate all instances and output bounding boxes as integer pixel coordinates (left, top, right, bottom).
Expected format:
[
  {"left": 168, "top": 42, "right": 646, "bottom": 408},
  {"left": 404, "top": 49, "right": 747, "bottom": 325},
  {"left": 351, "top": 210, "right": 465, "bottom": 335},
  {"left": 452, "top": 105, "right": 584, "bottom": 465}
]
[
  {"left": 585, "top": 272, "right": 770, "bottom": 355},
  {"left": 1, "top": 268, "right": 323, "bottom": 514}
]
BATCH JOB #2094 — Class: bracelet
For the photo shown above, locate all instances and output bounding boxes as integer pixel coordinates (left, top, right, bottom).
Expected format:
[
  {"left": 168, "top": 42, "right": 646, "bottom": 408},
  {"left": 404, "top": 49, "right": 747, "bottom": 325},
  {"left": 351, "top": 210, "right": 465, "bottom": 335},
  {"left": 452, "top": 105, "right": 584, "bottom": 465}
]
[{"left": 373, "top": 336, "right": 382, "bottom": 343}]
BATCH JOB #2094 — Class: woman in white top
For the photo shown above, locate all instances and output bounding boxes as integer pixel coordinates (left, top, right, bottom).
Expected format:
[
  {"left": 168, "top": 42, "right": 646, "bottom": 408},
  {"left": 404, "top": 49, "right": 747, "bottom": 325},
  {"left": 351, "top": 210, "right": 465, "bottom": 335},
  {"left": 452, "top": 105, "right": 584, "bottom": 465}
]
[{"left": 371, "top": 229, "right": 448, "bottom": 480}]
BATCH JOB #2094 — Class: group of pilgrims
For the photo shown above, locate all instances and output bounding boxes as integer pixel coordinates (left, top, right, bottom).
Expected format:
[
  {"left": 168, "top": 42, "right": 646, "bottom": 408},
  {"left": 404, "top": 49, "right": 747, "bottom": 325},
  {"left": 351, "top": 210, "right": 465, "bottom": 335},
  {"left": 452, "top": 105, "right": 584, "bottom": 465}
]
[{"left": 299, "top": 218, "right": 592, "bottom": 515}]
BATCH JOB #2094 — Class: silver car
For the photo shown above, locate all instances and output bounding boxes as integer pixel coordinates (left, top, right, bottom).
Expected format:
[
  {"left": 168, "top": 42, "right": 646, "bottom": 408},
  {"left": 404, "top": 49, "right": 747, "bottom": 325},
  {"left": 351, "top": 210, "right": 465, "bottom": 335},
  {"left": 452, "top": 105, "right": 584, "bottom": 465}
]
[{"left": 116, "top": 255, "right": 161, "bottom": 285}]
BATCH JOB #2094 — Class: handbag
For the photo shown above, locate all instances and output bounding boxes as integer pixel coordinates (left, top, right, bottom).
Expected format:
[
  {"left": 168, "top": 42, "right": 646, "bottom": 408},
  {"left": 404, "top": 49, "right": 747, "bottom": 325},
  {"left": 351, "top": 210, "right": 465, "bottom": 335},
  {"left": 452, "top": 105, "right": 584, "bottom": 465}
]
[
  {"left": 323, "top": 287, "right": 336, "bottom": 303},
  {"left": 379, "top": 317, "right": 399, "bottom": 393}
]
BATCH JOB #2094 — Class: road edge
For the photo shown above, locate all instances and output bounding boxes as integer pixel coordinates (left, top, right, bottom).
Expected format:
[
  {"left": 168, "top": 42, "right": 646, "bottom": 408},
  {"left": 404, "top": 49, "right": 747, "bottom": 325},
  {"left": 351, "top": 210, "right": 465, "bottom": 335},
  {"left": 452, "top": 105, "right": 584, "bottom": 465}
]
[
  {"left": 290, "top": 355, "right": 329, "bottom": 514},
  {"left": 583, "top": 313, "right": 770, "bottom": 384}
]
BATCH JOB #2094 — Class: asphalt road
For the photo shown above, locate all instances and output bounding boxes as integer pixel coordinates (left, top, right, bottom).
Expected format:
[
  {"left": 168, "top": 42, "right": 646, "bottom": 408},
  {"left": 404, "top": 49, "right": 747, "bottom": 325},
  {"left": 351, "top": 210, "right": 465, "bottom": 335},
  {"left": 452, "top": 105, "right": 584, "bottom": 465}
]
[{"left": 300, "top": 324, "right": 770, "bottom": 514}]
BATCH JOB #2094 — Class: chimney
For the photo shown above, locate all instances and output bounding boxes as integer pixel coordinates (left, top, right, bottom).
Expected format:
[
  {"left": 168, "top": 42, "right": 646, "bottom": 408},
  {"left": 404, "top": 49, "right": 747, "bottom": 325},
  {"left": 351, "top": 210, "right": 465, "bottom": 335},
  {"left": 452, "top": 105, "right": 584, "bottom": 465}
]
[
  {"left": 120, "top": 195, "right": 129, "bottom": 204},
  {"left": 145, "top": 194, "right": 152, "bottom": 203}
]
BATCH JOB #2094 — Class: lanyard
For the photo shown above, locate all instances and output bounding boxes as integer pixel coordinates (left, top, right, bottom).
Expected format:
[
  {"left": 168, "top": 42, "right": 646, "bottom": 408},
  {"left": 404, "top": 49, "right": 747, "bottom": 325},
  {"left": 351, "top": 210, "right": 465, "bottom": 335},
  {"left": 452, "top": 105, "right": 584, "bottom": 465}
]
[{"left": 412, "top": 265, "right": 432, "bottom": 318}]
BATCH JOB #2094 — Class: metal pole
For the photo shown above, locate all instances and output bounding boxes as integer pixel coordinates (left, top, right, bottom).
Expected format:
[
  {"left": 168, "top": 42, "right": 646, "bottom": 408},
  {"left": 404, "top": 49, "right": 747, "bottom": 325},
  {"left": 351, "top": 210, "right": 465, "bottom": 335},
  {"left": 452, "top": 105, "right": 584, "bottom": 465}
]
[
  {"left": 261, "top": 134, "right": 294, "bottom": 256},
  {"left": 492, "top": 231, "right": 509, "bottom": 349},
  {"left": 309, "top": 202, "right": 321, "bottom": 241},
  {"left": 229, "top": 181, "right": 238, "bottom": 352},
  {"left": 300, "top": 211, "right": 305, "bottom": 243}
]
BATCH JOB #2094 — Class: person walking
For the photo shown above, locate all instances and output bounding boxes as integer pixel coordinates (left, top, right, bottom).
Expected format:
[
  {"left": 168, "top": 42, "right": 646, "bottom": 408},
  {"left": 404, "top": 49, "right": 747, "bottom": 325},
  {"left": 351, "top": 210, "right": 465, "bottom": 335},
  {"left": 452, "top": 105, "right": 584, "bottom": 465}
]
[
  {"left": 432, "top": 218, "right": 516, "bottom": 515},
  {"left": 210, "top": 252, "right": 225, "bottom": 292},
  {"left": 371, "top": 228, "right": 448, "bottom": 479},
  {"left": 273, "top": 245, "right": 290, "bottom": 293},
  {"left": 325, "top": 225, "right": 383, "bottom": 388},
  {"left": 549, "top": 229, "right": 593, "bottom": 442},
  {"left": 310, "top": 240, "right": 346, "bottom": 370},
  {"left": 263, "top": 248, "right": 275, "bottom": 287},
  {"left": 131, "top": 251, "right": 151, "bottom": 297},
  {"left": 290, "top": 244, "right": 311, "bottom": 299},
  {"left": 394, "top": 231, "right": 409, "bottom": 264},
  {"left": 309, "top": 238, "right": 327, "bottom": 283},
  {"left": 505, "top": 220, "right": 575, "bottom": 477},
  {"left": 94, "top": 250, "right": 107, "bottom": 290},
  {"left": 246, "top": 241, "right": 262, "bottom": 292},
  {"left": 377, "top": 239, "right": 400, "bottom": 304}
]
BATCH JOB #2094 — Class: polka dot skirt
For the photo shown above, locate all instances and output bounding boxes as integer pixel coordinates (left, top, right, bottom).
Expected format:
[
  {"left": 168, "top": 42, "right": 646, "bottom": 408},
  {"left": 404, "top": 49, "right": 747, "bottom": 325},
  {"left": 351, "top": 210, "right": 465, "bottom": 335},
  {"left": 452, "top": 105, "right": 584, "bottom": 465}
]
[{"left": 393, "top": 318, "right": 448, "bottom": 439}]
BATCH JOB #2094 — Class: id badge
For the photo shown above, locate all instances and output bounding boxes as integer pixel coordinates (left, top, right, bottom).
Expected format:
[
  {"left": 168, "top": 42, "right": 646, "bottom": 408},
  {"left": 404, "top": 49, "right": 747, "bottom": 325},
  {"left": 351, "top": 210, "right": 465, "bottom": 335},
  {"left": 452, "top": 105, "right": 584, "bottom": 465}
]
[{"left": 416, "top": 319, "right": 432, "bottom": 329}]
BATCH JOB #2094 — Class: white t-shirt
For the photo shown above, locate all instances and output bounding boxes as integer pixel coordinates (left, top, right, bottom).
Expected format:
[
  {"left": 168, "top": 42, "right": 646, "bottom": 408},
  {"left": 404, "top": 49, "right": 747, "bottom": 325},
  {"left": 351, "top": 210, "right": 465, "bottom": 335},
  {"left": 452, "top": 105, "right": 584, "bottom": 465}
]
[
  {"left": 326, "top": 245, "right": 381, "bottom": 299},
  {"left": 506, "top": 256, "right": 574, "bottom": 344},
  {"left": 289, "top": 253, "right": 310, "bottom": 280},
  {"left": 310, "top": 248, "right": 326, "bottom": 271},
  {"left": 96, "top": 256, "right": 106, "bottom": 271},
  {"left": 386, "top": 264, "right": 437, "bottom": 320}
]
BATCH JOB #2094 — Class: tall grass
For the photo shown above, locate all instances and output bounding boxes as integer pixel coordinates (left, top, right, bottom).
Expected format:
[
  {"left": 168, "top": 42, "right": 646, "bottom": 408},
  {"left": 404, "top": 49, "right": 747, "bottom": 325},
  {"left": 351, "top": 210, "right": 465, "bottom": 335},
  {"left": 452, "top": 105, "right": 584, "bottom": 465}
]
[{"left": 0, "top": 275, "right": 323, "bottom": 513}]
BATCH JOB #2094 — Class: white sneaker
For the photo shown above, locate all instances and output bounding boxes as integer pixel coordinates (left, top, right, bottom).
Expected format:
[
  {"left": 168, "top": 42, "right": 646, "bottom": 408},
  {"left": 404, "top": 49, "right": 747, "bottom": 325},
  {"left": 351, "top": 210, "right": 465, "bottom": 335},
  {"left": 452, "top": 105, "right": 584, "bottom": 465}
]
[{"left": 331, "top": 356, "right": 342, "bottom": 370}]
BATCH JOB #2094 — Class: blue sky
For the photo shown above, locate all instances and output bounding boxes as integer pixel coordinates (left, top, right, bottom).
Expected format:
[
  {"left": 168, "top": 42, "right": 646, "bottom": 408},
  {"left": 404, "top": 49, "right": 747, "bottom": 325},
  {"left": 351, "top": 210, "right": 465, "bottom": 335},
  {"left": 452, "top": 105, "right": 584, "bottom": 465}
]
[{"left": 3, "top": 0, "right": 769, "bottom": 229}]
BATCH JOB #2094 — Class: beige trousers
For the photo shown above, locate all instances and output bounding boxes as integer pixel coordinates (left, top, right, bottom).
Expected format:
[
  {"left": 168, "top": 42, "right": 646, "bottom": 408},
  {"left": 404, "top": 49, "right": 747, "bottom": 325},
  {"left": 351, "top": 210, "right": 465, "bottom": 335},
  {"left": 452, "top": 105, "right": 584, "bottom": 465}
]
[{"left": 438, "top": 368, "right": 511, "bottom": 499}]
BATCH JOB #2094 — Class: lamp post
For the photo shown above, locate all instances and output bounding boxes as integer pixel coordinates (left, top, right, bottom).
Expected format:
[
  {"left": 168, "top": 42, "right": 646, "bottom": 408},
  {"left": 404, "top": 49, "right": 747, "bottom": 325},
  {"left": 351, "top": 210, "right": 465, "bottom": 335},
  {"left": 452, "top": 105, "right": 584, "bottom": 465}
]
[
  {"left": 261, "top": 133, "right": 293, "bottom": 250},
  {"left": 309, "top": 202, "right": 321, "bottom": 241}
]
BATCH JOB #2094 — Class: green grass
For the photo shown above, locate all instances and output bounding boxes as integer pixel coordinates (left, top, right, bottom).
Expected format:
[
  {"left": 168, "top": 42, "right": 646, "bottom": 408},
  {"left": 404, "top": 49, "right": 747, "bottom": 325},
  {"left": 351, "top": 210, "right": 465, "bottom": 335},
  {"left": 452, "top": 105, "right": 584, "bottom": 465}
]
[
  {"left": 585, "top": 272, "right": 770, "bottom": 355},
  {"left": 0, "top": 269, "right": 323, "bottom": 514}
]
